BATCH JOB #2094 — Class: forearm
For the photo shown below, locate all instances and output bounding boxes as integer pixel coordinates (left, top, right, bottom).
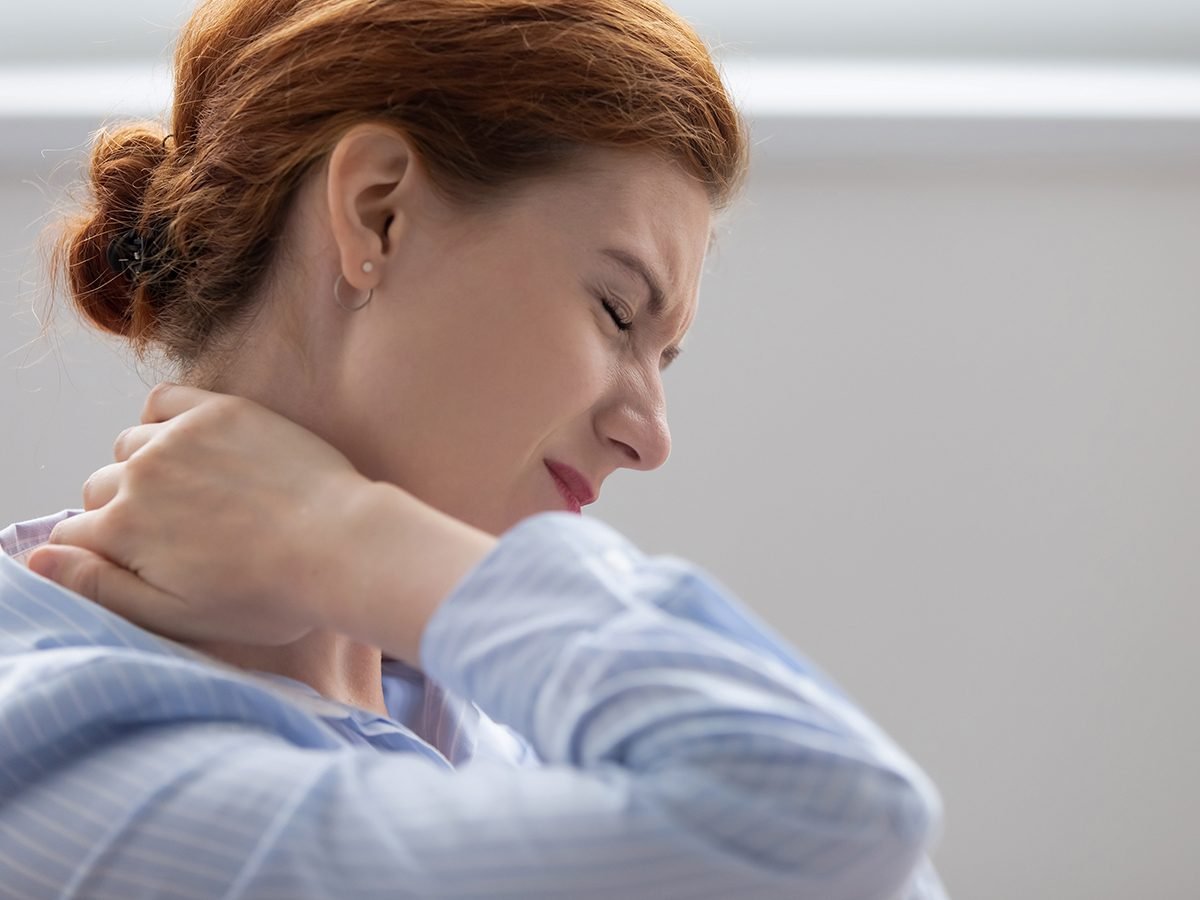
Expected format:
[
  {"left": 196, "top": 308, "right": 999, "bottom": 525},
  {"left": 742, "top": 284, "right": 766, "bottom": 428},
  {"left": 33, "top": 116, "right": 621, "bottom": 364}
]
[
  {"left": 417, "top": 510, "right": 943, "bottom": 898},
  {"left": 323, "top": 479, "right": 498, "bottom": 667}
]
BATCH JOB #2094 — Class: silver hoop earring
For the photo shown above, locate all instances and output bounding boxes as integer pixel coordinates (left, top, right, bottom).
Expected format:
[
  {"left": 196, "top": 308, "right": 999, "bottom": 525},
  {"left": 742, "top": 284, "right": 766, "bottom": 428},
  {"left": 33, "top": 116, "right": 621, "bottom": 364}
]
[{"left": 334, "top": 273, "right": 373, "bottom": 311}]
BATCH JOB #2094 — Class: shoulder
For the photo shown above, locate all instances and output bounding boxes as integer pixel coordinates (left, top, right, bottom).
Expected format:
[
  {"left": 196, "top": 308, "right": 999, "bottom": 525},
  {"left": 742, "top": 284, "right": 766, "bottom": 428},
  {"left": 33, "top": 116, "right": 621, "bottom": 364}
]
[{"left": 0, "top": 553, "right": 353, "bottom": 779}]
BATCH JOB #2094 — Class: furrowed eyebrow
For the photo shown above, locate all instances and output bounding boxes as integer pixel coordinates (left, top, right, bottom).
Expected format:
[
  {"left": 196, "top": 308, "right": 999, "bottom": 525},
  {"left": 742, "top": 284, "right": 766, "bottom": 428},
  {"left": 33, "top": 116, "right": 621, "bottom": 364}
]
[
  {"left": 601, "top": 248, "right": 667, "bottom": 318},
  {"left": 600, "top": 247, "right": 686, "bottom": 369}
]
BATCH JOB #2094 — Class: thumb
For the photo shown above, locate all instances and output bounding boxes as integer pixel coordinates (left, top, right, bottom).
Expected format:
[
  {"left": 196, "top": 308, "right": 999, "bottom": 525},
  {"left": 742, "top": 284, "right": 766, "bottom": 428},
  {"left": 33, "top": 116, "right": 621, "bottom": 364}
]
[{"left": 26, "top": 545, "right": 178, "bottom": 625}]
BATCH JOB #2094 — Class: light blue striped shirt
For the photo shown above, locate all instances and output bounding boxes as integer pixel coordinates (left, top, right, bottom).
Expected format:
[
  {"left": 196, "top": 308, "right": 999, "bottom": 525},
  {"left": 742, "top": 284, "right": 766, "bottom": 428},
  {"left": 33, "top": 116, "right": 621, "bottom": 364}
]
[{"left": 0, "top": 509, "right": 948, "bottom": 899}]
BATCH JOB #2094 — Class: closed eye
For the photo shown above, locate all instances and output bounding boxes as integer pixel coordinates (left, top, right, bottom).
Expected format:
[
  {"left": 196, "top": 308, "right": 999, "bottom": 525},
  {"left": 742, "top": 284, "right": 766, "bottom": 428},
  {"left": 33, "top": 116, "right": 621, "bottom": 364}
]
[{"left": 599, "top": 293, "right": 633, "bottom": 332}]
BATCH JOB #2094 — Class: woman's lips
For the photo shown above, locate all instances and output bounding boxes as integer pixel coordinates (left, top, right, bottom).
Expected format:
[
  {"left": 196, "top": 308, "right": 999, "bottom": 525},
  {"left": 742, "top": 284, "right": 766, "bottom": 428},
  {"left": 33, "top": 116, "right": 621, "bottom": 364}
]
[
  {"left": 547, "top": 467, "right": 582, "bottom": 513},
  {"left": 547, "top": 465, "right": 597, "bottom": 513}
]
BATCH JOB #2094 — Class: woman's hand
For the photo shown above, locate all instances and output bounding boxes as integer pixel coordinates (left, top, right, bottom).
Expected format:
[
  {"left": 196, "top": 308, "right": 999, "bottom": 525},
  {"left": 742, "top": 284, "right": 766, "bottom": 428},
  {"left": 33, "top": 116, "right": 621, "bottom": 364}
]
[
  {"left": 25, "top": 383, "right": 498, "bottom": 665},
  {"left": 26, "top": 384, "right": 367, "bottom": 645}
]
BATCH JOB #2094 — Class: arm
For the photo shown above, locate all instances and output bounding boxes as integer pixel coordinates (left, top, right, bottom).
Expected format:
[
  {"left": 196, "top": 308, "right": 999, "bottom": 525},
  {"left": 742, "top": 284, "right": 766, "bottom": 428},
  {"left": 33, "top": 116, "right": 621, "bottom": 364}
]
[{"left": 5, "top": 510, "right": 943, "bottom": 900}]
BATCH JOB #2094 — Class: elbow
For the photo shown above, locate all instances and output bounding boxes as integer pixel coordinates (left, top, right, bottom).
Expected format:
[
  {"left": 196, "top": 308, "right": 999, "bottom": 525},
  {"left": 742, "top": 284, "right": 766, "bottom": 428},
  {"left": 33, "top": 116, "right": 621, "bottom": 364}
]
[
  {"left": 722, "top": 757, "right": 943, "bottom": 900},
  {"left": 880, "top": 770, "right": 943, "bottom": 887},
  {"left": 795, "top": 767, "right": 943, "bottom": 900},
  {"left": 646, "top": 755, "right": 944, "bottom": 899}
]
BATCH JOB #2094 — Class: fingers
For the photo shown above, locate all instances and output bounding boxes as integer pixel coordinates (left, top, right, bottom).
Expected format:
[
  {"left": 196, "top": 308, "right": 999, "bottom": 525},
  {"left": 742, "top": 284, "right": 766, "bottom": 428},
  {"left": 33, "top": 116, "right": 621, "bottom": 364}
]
[
  {"left": 82, "top": 463, "right": 122, "bottom": 511},
  {"left": 45, "top": 510, "right": 116, "bottom": 563},
  {"left": 141, "top": 382, "right": 223, "bottom": 424},
  {"left": 26, "top": 545, "right": 185, "bottom": 636},
  {"left": 113, "top": 423, "right": 161, "bottom": 462},
  {"left": 85, "top": 418, "right": 164, "bottom": 513}
]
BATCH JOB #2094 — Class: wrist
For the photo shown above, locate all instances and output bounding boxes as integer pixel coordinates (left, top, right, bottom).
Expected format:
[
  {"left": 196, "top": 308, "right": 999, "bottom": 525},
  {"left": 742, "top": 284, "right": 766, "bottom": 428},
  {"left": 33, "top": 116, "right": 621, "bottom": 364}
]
[{"left": 322, "top": 480, "right": 498, "bottom": 667}]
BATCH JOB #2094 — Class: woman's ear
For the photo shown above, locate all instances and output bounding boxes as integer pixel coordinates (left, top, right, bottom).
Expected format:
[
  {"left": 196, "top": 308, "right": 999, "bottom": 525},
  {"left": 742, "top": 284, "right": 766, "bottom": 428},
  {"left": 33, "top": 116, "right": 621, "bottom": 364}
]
[{"left": 325, "top": 124, "right": 423, "bottom": 291}]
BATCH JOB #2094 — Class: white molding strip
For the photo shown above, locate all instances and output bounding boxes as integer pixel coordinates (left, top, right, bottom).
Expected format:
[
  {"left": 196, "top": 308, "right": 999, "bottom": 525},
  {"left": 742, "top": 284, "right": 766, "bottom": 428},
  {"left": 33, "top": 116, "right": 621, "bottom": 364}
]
[
  {"left": 723, "top": 59, "right": 1200, "bottom": 164},
  {"left": 4, "top": 59, "right": 1200, "bottom": 169},
  {"left": 0, "top": 63, "right": 172, "bottom": 118},
  {"left": 722, "top": 58, "right": 1200, "bottom": 120}
]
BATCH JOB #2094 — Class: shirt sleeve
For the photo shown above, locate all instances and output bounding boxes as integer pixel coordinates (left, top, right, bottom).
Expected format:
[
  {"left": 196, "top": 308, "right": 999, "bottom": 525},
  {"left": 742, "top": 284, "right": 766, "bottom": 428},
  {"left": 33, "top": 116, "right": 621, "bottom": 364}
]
[{"left": 0, "top": 510, "right": 946, "bottom": 900}]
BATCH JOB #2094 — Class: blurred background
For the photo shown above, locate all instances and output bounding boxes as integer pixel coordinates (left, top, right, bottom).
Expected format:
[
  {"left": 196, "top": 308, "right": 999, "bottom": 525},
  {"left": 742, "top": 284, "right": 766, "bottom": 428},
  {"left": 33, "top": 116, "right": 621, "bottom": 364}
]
[{"left": 3, "top": 3, "right": 1199, "bottom": 898}]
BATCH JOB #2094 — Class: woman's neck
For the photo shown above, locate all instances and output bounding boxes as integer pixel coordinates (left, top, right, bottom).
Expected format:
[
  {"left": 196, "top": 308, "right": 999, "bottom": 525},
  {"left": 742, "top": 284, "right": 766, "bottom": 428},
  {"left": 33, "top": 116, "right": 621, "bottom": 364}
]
[
  {"left": 170, "top": 300, "right": 391, "bottom": 715},
  {"left": 188, "top": 631, "right": 388, "bottom": 715}
]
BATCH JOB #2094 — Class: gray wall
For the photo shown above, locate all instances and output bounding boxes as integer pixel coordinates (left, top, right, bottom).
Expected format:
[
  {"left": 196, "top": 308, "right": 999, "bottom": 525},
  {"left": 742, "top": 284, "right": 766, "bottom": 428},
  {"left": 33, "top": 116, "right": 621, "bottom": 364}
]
[
  {"left": 6, "top": 0, "right": 1200, "bottom": 62},
  {"left": 618, "top": 156, "right": 1200, "bottom": 900}
]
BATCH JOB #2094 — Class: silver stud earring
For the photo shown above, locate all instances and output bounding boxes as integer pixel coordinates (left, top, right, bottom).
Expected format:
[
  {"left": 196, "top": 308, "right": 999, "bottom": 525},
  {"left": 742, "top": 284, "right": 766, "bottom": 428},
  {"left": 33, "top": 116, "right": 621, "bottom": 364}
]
[{"left": 334, "top": 273, "right": 373, "bottom": 311}]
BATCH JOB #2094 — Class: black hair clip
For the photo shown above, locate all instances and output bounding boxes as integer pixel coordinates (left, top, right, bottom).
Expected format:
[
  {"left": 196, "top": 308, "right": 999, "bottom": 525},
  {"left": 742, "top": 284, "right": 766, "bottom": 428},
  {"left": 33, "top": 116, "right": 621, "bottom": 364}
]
[
  {"left": 107, "top": 218, "right": 172, "bottom": 281},
  {"left": 107, "top": 229, "right": 150, "bottom": 280}
]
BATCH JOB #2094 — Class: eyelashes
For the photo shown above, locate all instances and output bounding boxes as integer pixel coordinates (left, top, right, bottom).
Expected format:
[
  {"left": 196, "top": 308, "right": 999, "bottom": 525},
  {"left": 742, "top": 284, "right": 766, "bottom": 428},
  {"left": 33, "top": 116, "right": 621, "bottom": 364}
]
[
  {"left": 598, "top": 291, "right": 633, "bottom": 332},
  {"left": 594, "top": 288, "right": 678, "bottom": 372}
]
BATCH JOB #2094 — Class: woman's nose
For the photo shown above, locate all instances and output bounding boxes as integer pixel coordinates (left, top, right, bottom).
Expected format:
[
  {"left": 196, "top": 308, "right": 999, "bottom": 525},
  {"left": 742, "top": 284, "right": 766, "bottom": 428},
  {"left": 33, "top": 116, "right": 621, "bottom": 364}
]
[
  {"left": 610, "top": 421, "right": 670, "bottom": 471},
  {"left": 605, "top": 384, "right": 671, "bottom": 472}
]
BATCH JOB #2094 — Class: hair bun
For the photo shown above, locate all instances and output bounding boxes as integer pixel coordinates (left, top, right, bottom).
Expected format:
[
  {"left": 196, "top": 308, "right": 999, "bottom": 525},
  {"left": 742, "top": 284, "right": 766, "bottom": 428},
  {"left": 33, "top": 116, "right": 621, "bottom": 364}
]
[{"left": 54, "top": 124, "right": 171, "bottom": 339}]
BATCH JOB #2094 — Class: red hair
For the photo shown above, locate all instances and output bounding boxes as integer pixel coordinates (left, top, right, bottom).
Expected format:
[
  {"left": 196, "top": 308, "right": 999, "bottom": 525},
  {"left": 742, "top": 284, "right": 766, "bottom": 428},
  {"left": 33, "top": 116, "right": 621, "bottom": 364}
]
[{"left": 49, "top": 0, "right": 750, "bottom": 365}]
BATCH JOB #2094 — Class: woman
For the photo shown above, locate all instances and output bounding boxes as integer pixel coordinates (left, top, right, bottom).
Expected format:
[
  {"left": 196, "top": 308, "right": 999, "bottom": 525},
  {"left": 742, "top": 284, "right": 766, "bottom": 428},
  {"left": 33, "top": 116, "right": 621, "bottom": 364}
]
[{"left": 2, "top": 0, "right": 948, "bottom": 897}]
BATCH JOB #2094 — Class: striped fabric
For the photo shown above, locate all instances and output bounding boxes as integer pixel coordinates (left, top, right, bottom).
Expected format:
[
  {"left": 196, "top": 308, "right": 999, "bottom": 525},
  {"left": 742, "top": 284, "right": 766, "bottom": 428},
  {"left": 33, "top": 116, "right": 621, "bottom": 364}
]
[{"left": 0, "top": 508, "right": 948, "bottom": 899}]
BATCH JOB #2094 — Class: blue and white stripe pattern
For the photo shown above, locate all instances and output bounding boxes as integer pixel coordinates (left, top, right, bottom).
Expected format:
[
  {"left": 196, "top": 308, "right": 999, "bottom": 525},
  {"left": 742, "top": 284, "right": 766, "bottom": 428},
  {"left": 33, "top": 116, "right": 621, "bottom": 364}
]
[{"left": 0, "top": 509, "right": 948, "bottom": 899}]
